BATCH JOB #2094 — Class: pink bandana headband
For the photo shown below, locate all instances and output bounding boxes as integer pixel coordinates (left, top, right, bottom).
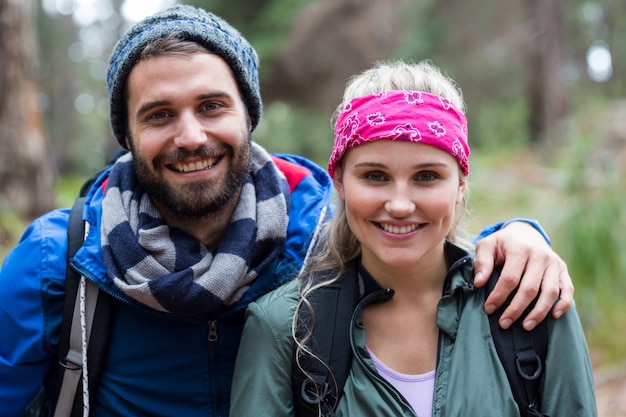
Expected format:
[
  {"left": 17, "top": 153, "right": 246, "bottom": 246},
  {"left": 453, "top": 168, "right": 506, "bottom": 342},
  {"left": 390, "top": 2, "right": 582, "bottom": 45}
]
[{"left": 329, "top": 90, "right": 470, "bottom": 178}]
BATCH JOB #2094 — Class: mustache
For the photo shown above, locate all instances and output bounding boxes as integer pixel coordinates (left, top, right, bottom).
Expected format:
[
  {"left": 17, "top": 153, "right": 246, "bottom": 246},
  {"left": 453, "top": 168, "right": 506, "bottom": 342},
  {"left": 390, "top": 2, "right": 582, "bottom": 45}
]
[{"left": 155, "top": 144, "right": 232, "bottom": 165}]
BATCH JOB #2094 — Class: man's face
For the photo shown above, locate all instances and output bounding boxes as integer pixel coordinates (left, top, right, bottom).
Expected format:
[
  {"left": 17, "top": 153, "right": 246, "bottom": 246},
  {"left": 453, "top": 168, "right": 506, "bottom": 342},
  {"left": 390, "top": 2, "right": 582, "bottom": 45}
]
[{"left": 125, "top": 52, "right": 251, "bottom": 217}]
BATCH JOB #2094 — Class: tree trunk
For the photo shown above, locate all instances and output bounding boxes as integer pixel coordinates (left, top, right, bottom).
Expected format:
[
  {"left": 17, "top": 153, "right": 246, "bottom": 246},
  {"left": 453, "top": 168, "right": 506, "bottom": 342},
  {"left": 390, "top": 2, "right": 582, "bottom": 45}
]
[
  {"left": 0, "top": 0, "right": 55, "bottom": 218},
  {"left": 524, "top": 0, "right": 569, "bottom": 147}
]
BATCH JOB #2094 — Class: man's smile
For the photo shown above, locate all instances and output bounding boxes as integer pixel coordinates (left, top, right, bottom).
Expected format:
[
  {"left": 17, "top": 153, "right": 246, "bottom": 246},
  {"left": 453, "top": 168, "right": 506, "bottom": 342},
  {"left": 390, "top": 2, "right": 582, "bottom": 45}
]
[{"left": 170, "top": 156, "right": 222, "bottom": 173}]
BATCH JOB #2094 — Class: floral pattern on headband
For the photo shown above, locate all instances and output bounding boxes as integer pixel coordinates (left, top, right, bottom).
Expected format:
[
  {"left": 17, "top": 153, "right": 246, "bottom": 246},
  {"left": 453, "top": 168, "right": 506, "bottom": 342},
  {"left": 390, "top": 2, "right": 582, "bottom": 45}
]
[{"left": 329, "top": 90, "right": 469, "bottom": 178}]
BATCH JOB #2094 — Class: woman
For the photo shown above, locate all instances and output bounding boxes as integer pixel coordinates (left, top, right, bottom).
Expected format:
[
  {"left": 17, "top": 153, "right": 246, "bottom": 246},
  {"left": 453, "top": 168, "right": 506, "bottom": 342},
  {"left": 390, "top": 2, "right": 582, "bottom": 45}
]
[{"left": 229, "top": 61, "right": 597, "bottom": 416}]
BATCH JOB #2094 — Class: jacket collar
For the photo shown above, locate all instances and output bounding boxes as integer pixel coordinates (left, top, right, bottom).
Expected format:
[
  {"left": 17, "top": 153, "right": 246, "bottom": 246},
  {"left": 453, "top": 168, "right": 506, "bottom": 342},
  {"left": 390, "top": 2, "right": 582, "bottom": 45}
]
[
  {"left": 356, "top": 241, "right": 475, "bottom": 301},
  {"left": 438, "top": 242, "right": 476, "bottom": 339},
  {"left": 442, "top": 241, "right": 475, "bottom": 296}
]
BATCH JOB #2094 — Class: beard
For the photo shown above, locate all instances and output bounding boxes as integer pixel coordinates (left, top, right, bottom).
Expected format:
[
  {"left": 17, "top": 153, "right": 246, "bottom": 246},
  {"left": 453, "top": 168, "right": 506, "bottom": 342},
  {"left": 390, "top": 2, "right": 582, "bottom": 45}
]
[{"left": 129, "top": 133, "right": 252, "bottom": 218}]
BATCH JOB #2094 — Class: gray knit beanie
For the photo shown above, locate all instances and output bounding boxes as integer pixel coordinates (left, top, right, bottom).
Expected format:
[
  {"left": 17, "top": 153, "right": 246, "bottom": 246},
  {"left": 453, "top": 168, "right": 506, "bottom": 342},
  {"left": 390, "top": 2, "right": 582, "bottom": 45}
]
[{"left": 107, "top": 5, "right": 261, "bottom": 148}]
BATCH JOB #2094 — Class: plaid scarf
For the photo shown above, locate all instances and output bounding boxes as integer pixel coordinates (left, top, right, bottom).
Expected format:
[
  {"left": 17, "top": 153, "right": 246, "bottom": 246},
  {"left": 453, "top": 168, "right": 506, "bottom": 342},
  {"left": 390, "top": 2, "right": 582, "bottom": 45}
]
[{"left": 101, "top": 143, "right": 289, "bottom": 317}]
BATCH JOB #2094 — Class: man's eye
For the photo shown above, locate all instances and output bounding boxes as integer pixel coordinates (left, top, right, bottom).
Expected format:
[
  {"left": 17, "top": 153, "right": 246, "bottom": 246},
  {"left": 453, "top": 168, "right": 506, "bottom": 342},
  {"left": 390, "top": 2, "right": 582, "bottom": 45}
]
[
  {"left": 202, "top": 102, "right": 222, "bottom": 111},
  {"left": 149, "top": 111, "right": 168, "bottom": 120}
]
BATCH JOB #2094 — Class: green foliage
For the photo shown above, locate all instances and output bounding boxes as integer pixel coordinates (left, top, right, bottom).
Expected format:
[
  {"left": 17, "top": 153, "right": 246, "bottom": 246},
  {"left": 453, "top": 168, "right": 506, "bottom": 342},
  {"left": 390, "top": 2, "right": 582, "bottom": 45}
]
[
  {"left": 0, "top": 211, "right": 28, "bottom": 262},
  {"left": 55, "top": 174, "right": 88, "bottom": 208},
  {"left": 0, "top": 175, "right": 85, "bottom": 262},
  {"left": 465, "top": 97, "right": 626, "bottom": 366},
  {"left": 391, "top": 0, "right": 441, "bottom": 61},
  {"left": 469, "top": 98, "right": 531, "bottom": 150},
  {"left": 254, "top": 101, "right": 333, "bottom": 167},
  {"left": 187, "top": 0, "right": 309, "bottom": 68},
  {"left": 551, "top": 136, "right": 626, "bottom": 365}
]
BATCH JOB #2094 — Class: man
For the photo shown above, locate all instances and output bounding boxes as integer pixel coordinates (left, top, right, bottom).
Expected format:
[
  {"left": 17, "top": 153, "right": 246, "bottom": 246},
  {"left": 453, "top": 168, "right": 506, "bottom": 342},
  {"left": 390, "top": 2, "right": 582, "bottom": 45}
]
[{"left": 0, "top": 5, "right": 572, "bottom": 416}]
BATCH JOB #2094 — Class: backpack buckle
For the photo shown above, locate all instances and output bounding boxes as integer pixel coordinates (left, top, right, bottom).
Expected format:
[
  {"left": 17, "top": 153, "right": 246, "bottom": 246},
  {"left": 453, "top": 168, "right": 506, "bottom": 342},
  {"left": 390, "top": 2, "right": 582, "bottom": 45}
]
[
  {"left": 59, "top": 349, "right": 83, "bottom": 371},
  {"left": 300, "top": 378, "right": 331, "bottom": 405},
  {"left": 516, "top": 349, "right": 543, "bottom": 381}
]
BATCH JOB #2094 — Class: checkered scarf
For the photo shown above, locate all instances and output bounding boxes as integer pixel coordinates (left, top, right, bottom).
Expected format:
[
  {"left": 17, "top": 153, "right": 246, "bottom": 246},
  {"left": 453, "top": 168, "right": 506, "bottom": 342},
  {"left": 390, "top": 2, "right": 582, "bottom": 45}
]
[{"left": 100, "top": 143, "right": 289, "bottom": 317}]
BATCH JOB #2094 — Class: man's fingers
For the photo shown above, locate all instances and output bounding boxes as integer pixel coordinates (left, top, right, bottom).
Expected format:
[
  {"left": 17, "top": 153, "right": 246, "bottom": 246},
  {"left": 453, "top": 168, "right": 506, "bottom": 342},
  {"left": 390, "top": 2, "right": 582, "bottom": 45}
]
[
  {"left": 552, "top": 269, "right": 574, "bottom": 319},
  {"left": 482, "top": 248, "right": 527, "bottom": 314},
  {"left": 492, "top": 266, "right": 542, "bottom": 328},
  {"left": 518, "top": 273, "right": 560, "bottom": 330},
  {"left": 498, "top": 263, "right": 570, "bottom": 330},
  {"left": 490, "top": 252, "right": 541, "bottom": 327},
  {"left": 475, "top": 221, "right": 575, "bottom": 328},
  {"left": 518, "top": 260, "right": 573, "bottom": 327},
  {"left": 473, "top": 236, "right": 499, "bottom": 289}
]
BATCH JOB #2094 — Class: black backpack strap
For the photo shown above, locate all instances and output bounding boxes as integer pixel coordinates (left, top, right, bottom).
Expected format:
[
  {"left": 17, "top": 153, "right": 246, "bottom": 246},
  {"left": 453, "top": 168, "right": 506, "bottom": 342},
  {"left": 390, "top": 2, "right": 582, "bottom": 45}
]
[
  {"left": 58, "top": 197, "right": 87, "bottom": 366},
  {"left": 486, "top": 266, "right": 549, "bottom": 417},
  {"left": 292, "top": 263, "right": 360, "bottom": 417},
  {"left": 55, "top": 196, "right": 115, "bottom": 416},
  {"left": 24, "top": 151, "right": 125, "bottom": 417}
]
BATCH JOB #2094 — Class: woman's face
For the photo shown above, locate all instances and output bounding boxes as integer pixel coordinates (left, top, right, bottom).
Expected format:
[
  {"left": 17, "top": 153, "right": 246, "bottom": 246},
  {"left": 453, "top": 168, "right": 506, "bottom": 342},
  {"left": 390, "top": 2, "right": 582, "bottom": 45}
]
[{"left": 334, "top": 140, "right": 466, "bottom": 273}]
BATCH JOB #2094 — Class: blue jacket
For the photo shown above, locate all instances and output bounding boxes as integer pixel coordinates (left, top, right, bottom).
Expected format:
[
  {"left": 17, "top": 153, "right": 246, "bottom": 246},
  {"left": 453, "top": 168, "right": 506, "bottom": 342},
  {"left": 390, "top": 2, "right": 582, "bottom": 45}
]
[{"left": 0, "top": 153, "right": 333, "bottom": 417}]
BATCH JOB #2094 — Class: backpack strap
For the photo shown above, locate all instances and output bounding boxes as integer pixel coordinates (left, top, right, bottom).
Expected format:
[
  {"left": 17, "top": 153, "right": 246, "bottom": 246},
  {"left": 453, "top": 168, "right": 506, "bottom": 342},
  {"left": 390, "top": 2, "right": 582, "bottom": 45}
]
[
  {"left": 22, "top": 196, "right": 87, "bottom": 417},
  {"left": 23, "top": 151, "right": 125, "bottom": 417},
  {"left": 291, "top": 262, "right": 549, "bottom": 417},
  {"left": 55, "top": 196, "right": 89, "bottom": 416},
  {"left": 486, "top": 266, "right": 549, "bottom": 417},
  {"left": 55, "top": 196, "right": 115, "bottom": 416},
  {"left": 292, "top": 263, "right": 359, "bottom": 417}
]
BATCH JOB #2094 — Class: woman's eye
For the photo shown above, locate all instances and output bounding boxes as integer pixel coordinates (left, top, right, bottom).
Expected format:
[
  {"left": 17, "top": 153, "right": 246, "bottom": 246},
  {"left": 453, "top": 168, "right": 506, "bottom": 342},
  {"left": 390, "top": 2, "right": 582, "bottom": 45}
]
[
  {"left": 364, "top": 172, "right": 386, "bottom": 182},
  {"left": 417, "top": 172, "right": 438, "bottom": 181}
]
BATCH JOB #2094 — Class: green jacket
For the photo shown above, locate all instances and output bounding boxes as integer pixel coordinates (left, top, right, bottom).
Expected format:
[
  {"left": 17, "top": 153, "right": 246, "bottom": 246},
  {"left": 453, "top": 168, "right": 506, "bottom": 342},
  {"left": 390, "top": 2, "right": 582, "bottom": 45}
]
[{"left": 230, "top": 244, "right": 597, "bottom": 416}]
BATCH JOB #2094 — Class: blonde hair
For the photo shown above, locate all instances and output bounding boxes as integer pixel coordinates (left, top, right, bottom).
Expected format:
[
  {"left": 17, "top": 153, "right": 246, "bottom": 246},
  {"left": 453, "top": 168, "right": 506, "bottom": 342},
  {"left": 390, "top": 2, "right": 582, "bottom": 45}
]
[
  {"left": 293, "top": 60, "right": 473, "bottom": 407},
  {"left": 327, "top": 60, "right": 472, "bottom": 263},
  {"left": 334, "top": 59, "right": 466, "bottom": 121}
]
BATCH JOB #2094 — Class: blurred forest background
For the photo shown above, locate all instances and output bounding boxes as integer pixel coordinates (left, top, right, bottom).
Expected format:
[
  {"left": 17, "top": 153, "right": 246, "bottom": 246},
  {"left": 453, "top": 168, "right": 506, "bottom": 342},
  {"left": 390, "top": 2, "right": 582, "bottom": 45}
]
[{"left": 0, "top": 0, "right": 625, "bottom": 375}]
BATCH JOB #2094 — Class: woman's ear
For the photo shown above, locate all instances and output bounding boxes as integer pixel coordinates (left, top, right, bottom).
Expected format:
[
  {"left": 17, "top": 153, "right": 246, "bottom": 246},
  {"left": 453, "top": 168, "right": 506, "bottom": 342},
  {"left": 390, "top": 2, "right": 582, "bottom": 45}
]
[
  {"left": 333, "top": 168, "right": 346, "bottom": 201},
  {"left": 456, "top": 176, "right": 467, "bottom": 205}
]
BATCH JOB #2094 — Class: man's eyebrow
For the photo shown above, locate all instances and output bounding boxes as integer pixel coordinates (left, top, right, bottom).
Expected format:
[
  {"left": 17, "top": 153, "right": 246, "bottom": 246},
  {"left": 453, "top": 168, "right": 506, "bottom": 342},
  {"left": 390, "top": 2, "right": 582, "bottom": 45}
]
[
  {"left": 198, "top": 92, "right": 233, "bottom": 100},
  {"left": 135, "top": 92, "right": 236, "bottom": 118},
  {"left": 197, "top": 92, "right": 238, "bottom": 105}
]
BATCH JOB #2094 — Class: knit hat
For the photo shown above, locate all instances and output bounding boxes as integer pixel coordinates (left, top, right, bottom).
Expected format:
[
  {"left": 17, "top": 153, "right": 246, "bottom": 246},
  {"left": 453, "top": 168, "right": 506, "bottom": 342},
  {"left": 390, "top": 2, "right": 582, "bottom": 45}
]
[{"left": 107, "top": 5, "right": 261, "bottom": 148}]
